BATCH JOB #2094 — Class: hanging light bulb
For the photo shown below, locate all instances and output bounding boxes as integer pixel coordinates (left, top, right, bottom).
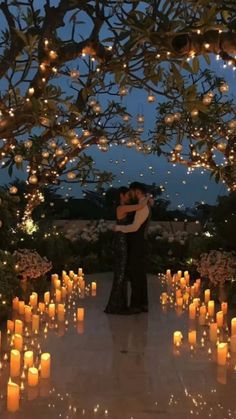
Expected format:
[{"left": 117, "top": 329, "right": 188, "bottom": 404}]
[
  {"left": 164, "top": 115, "right": 174, "bottom": 124},
  {"left": 147, "top": 93, "right": 155, "bottom": 103},
  {"left": 42, "top": 151, "right": 49, "bottom": 158},
  {"left": 24, "top": 140, "right": 33, "bottom": 148},
  {"left": 14, "top": 154, "right": 23, "bottom": 163},
  {"left": 191, "top": 109, "right": 199, "bottom": 118},
  {"left": 9, "top": 186, "right": 18, "bottom": 194},
  {"left": 67, "top": 172, "right": 76, "bottom": 180},
  {"left": 122, "top": 114, "right": 130, "bottom": 122},
  {"left": 219, "top": 82, "right": 229, "bottom": 93},
  {"left": 28, "top": 175, "right": 38, "bottom": 184},
  {"left": 137, "top": 114, "right": 144, "bottom": 123},
  {"left": 98, "top": 136, "right": 108, "bottom": 145},
  {"left": 119, "top": 86, "right": 128, "bottom": 96}
]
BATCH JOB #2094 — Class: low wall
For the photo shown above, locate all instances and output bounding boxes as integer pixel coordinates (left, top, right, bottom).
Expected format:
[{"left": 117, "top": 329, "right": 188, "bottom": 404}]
[{"left": 53, "top": 220, "right": 202, "bottom": 234}]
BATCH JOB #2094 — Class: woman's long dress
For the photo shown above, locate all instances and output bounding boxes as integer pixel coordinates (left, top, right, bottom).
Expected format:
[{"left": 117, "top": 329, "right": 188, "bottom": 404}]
[{"left": 104, "top": 217, "right": 128, "bottom": 314}]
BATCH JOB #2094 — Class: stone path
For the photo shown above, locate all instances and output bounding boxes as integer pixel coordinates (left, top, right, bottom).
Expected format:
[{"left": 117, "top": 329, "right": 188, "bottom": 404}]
[{"left": 1, "top": 273, "right": 236, "bottom": 419}]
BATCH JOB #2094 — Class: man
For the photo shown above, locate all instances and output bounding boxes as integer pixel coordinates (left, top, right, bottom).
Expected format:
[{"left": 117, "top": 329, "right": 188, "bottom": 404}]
[{"left": 115, "top": 182, "right": 150, "bottom": 314}]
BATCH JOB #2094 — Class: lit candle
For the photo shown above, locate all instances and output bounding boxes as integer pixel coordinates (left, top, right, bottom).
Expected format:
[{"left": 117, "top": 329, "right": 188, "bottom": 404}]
[
  {"left": 221, "top": 302, "right": 228, "bottom": 315},
  {"left": 67, "top": 280, "right": 73, "bottom": 293},
  {"left": 180, "top": 278, "right": 186, "bottom": 288},
  {"left": 217, "top": 342, "right": 228, "bottom": 366},
  {"left": 44, "top": 292, "right": 50, "bottom": 304},
  {"left": 32, "top": 315, "right": 40, "bottom": 333},
  {"left": 30, "top": 292, "right": 38, "bottom": 308},
  {"left": 28, "top": 367, "right": 39, "bottom": 386},
  {"left": 184, "top": 270, "right": 189, "bottom": 278},
  {"left": 7, "top": 380, "right": 20, "bottom": 412},
  {"left": 7, "top": 320, "right": 14, "bottom": 333},
  {"left": 69, "top": 270, "right": 74, "bottom": 278},
  {"left": 24, "top": 351, "right": 34, "bottom": 368},
  {"left": 39, "top": 302, "right": 45, "bottom": 313},
  {"left": 54, "top": 279, "right": 61, "bottom": 289},
  {"left": 15, "top": 320, "right": 23, "bottom": 335},
  {"left": 204, "top": 289, "right": 210, "bottom": 303},
  {"left": 55, "top": 289, "right": 61, "bottom": 303},
  {"left": 199, "top": 305, "right": 206, "bottom": 325},
  {"left": 209, "top": 323, "right": 218, "bottom": 342},
  {"left": 177, "top": 297, "right": 183, "bottom": 307},
  {"left": 78, "top": 268, "right": 83, "bottom": 276},
  {"left": 48, "top": 303, "right": 55, "bottom": 318},
  {"left": 231, "top": 318, "right": 236, "bottom": 335},
  {"left": 183, "top": 292, "right": 189, "bottom": 303},
  {"left": 61, "top": 286, "right": 67, "bottom": 299},
  {"left": 77, "top": 308, "right": 85, "bottom": 322},
  {"left": 14, "top": 334, "right": 23, "bottom": 352},
  {"left": 216, "top": 311, "right": 224, "bottom": 328},
  {"left": 177, "top": 270, "right": 182, "bottom": 278},
  {"left": 188, "top": 330, "right": 197, "bottom": 346},
  {"left": 230, "top": 335, "right": 236, "bottom": 353},
  {"left": 161, "top": 292, "right": 168, "bottom": 305},
  {"left": 208, "top": 300, "right": 215, "bottom": 317},
  {"left": 176, "top": 289, "right": 182, "bottom": 299},
  {"left": 40, "top": 353, "right": 51, "bottom": 378},
  {"left": 63, "top": 275, "right": 69, "bottom": 286},
  {"left": 18, "top": 301, "right": 25, "bottom": 315},
  {"left": 10, "top": 349, "right": 21, "bottom": 377},
  {"left": 91, "top": 282, "right": 97, "bottom": 296},
  {"left": 12, "top": 297, "right": 19, "bottom": 311},
  {"left": 193, "top": 298, "right": 200, "bottom": 307},
  {"left": 57, "top": 304, "right": 65, "bottom": 322},
  {"left": 51, "top": 273, "right": 58, "bottom": 286},
  {"left": 189, "top": 303, "right": 196, "bottom": 320},
  {"left": 173, "top": 331, "right": 182, "bottom": 346},
  {"left": 24, "top": 305, "right": 32, "bottom": 323},
  {"left": 190, "top": 286, "right": 195, "bottom": 297}
]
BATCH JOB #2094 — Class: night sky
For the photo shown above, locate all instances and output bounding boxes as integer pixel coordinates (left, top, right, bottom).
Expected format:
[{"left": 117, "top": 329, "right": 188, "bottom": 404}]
[{"left": 0, "top": 2, "right": 235, "bottom": 209}]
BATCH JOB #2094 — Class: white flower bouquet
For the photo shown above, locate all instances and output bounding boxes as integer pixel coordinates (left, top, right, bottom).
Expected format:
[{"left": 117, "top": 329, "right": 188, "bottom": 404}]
[
  {"left": 13, "top": 249, "right": 52, "bottom": 281},
  {"left": 197, "top": 250, "right": 236, "bottom": 286}
]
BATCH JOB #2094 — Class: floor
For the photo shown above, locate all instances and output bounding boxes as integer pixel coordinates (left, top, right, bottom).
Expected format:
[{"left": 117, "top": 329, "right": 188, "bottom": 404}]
[{"left": 0, "top": 273, "right": 236, "bottom": 419}]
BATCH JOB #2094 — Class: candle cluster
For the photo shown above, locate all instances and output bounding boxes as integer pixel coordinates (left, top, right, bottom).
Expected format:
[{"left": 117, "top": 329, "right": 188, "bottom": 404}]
[
  {"left": 161, "top": 269, "right": 236, "bottom": 370},
  {"left": 0, "top": 266, "right": 97, "bottom": 413}
]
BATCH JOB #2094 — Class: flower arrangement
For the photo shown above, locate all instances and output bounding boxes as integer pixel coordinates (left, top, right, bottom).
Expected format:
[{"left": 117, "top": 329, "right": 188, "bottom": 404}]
[
  {"left": 197, "top": 250, "right": 236, "bottom": 286},
  {"left": 150, "top": 224, "right": 189, "bottom": 245},
  {"left": 13, "top": 249, "right": 52, "bottom": 281},
  {"left": 65, "top": 219, "right": 111, "bottom": 243}
]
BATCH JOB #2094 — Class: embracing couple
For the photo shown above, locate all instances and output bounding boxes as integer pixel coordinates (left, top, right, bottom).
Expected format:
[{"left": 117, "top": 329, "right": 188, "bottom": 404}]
[{"left": 105, "top": 182, "right": 151, "bottom": 315}]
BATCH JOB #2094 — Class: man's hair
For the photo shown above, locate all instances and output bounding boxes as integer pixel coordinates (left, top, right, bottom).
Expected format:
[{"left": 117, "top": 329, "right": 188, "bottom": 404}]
[{"left": 129, "top": 182, "right": 147, "bottom": 194}]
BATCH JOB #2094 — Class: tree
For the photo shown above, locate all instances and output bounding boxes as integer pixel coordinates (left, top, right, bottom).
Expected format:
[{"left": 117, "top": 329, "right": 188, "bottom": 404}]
[{"left": 1, "top": 0, "right": 236, "bottom": 223}]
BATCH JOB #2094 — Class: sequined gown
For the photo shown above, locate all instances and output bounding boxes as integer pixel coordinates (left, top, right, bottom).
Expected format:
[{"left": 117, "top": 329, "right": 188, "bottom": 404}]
[{"left": 104, "top": 217, "right": 128, "bottom": 314}]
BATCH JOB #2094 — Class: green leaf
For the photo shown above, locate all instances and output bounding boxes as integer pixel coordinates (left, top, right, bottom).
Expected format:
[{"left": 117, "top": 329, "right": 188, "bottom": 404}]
[{"left": 202, "top": 53, "right": 211, "bottom": 66}]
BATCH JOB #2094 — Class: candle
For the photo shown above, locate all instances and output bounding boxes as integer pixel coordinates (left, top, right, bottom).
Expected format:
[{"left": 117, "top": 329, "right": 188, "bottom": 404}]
[
  {"left": 193, "top": 298, "right": 200, "bottom": 307},
  {"left": 30, "top": 292, "right": 38, "bottom": 308},
  {"left": 54, "top": 279, "right": 61, "bottom": 289},
  {"left": 55, "top": 289, "right": 61, "bottom": 303},
  {"left": 51, "top": 273, "right": 58, "bottom": 286},
  {"left": 10, "top": 349, "right": 21, "bottom": 377},
  {"left": 230, "top": 335, "right": 236, "bottom": 352},
  {"left": 14, "top": 334, "right": 23, "bottom": 352},
  {"left": 44, "top": 292, "right": 50, "bottom": 304},
  {"left": 61, "top": 286, "right": 67, "bottom": 299},
  {"left": 161, "top": 292, "right": 168, "bottom": 305},
  {"left": 18, "top": 301, "right": 25, "bottom": 315},
  {"left": 221, "top": 302, "right": 228, "bottom": 315},
  {"left": 177, "top": 297, "right": 183, "bottom": 307},
  {"left": 39, "top": 302, "right": 45, "bottom": 313},
  {"left": 177, "top": 270, "right": 182, "bottom": 278},
  {"left": 57, "top": 304, "right": 65, "bottom": 322},
  {"left": 231, "top": 318, "right": 236, "bottom": 335},
  {"left": 28, "top": 367, "right": 39, "bottom": 386},
  {"left": 12, "top": 297, "right": 19, "bottom": 311},
  {"left": 67, "top": 280, "right": 73, "bottom": 293},
  {"left": 208, "top": 300, "right": 215, "bottom": 317},
  {"left": 15, "top": 320, "right": 23, "bottom": 335},
  {"left": 217, "top": 342, "right": 228, "bottom": 366},
  {"left": 77, "top": 308, "right": 85, "bottom": 322},
  {"left": 78, "top": 268, "right": 83, "bottom": 276},
  {"left": 91, "top": 282, "right": 97, "bottom": 296},
  {"left": 209, "top": 323, "right": 218, "bottom": 342},
  {"left": 180, "top": 278, "right": 186, "bottom": 288},
  {"left": 48, "top": 303, "right": 55, "bottom": 318},
  {"left": 40, "top": 353, "right": 51, "bottom": 378},
  {"left": 189, "top": 303, "right": 196, "bottom": 320},
  {"left": 199, "top": 305, "right": 207, "bottom": 325},
  {"left": 176, "top": 289, "right": 182, "bottom": 299},
  {"left": 216, "top": 311, "right": 224, "bottom": 328},
  {"left": 7, "top": 320, "right": 14, "bottom": 333},
  {"left": 24, "top": 305, "right": 32, "bottom": 323},
  {"left": 24, "top": 351, "right": 34, "bottom": 368},
  {"left": 32, "top": 315, "right": 40, "bottom": 332},
  {"left": 7, "top": 380, "right": 20, "bottom": 412},
  {"left": 184, "top": 270, "right": 189, "bottom": 278},
  {"left": 188, "top": 330, "right": 197, "bottom": 346},
  {"left": 183, "top": 293, "right": 189, "bottom": 303},
  {"left": 63, "top": 275, "right": 69, "bottom": 286},
  {"left": 204, "top": 289, "right": 210, "bottom": 303},
  {"left": 173, "top": 331, "right": 182, "bottom": 346},
  {"left": 190, "top": 286, "right": 195, "bottom": 297}
]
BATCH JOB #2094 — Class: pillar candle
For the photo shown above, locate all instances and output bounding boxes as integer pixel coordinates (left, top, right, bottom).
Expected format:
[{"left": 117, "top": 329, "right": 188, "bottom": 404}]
[
  {"left": 190, "top": 286, "right": 195, "bottom": 297},
  {"left": 161, "top": 292, "right": 168, "bottom": 305},
  {"left": 230, "top": 335, "right": 236, "bottom": 353},
  {"left": 177, "top": 297, "right": 183, "bottom": 307},
  {"left": 177, "top": 270, "right": 182, "bottom": 278},
  {"left": 32, "top": 315, "right": 40, "bottom": 332},
  {"left": 176, "top": 289, "right": 182, "bottom": 299},
  {"left": 216, "top": 311, "right": 224, "bottom": 328},
  {"left": 24, "top": 351, "right": 34, "bottom": 368},
  {"left": 10, "top": 349, "right": 21, "bottom": 377},
  {"left": 77, "top": 308, "right": 85, "bottom": 322},
  {"left": 183, "top": 293, "right": 189, "bottom": 304},
  {"left": 67, "top": 280, "right": 73, "bottom": 293},
  {"left": 61, "top": 286, "right": 67, "bottom": 299},
  {"left": 44, "top": 292, "right": 50, "bottom": 304},
  {"left": 78, "top": 268, "right": 83, "bottom": 276},
  {"left": 193, "top": 298, "right": 200, "bottom": 307},
  {"left": 15, "top": 320, "right": 23, "bottom": 335},
  {"left": 55, "top": 289, "right": 61, "bottom": 303},
  {"left": 7, "top": 320, "right": 14, "bottom": 333},
  {"left": 208, "top": 300, "right": 215, "bottom": 317},
  {"left": 63, "top": 275, "right": 69, "bottom": 286},
  {"left": 91, "top": 282, "right": 97, "bottom": 296},
  {"left": 12, "top": 297, "right": 19, "bottom": 311},
  {"left": 189, "top": 303, "right": 196, "bottom": 320},
  {"left": 204, "top": 289, "right": 210, "bottom": 303},
  {"left": 173, "top": 331, "right": 182, "bottom": 346},
  {"left": 28, "top": 367, "right": 39, "bottom": 386},
  {"left": 54, "top": 279, "right": 61, "bottom": 289},
  {"left": 231, "top": 318, "right": 236, "bottom": 335},
  {"left": 180, "top": 278, "right": 186, "bottom": 288},
  {"left": 188, "top": 330, "right": 197, "bottom": 346},
  {"left": 51, "top": 273, "right": 58, "bottom": 286},
  {"left": 184, "top": 270, "right": 189, "bottom": 278},
  {"left": 217, "top": 342, "right": 228, "bottom": 366},
  {"left": 40, "top": 353, "right": 51, "bottom": 378},
  {"left": 14, "top": 334, "right": 23, "bottom": 352},
  {"left": 199, "top": 305, "right": 206, "bottom": 325},
  {"left": 7, "top": 380, "right": 20, "bottom": 412},
  {"left": 221, "top": 302, "right": 228, "bottom": 315},
  {"left": 48, "top": 303, "right": 55, "bottom": 318},
  {"left": 18, "top": 301, "right": 25, "bottom": 315},
  {"left": 30, "top": 293, "right": 38, "bottom": 308},
  {"left": 209, "top": 323, "right": 218, "bottom": 342},
  {"left": 57, "top": 304, "right": 65, "bottom": 322},
  {"left": 24, "top": 305, "right": 32, "bottom": 323},
  {"left": 39, "top": 302, "right": 45, "bottom": 313}
]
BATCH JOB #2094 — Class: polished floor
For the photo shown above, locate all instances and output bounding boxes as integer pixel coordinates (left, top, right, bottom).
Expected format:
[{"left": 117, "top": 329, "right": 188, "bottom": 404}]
[{"left": 1, "top": 273, "right": 236, "bottom": 419}]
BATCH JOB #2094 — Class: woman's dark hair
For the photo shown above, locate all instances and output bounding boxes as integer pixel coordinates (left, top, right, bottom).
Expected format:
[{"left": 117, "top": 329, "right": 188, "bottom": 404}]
[
  {"left": 129, "top": 182, "right": 147, "bottom": 194},
  {"left": 115, "top": 186, "right": 129, "bottom": 206}
]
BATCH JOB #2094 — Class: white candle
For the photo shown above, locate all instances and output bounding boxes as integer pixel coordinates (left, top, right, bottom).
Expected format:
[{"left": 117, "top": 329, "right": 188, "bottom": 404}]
[
  {"left": 188, "top": 330, "right": 197, "bottom": 346},
  {"left": 24, "top": 305, "right": 32, "bottom": 323},
  {"left": 173, "top": 331, "right": 182, "bottom": 346},
  {"left": 204, "top": 289, "right": 210, "bottom": 303},
  {"left": 15, "top": 320, "right": 23, "bottom": 335},
  {"left": 44, "top": 291, "right": 50, "bottom": 304},
  {"left": 28, "top": 367, "right": 39, "bottom": 386},
  {"left": 209, "top": 323, "right": 218, "bottom": 342},
  {"left": 57, "top": 304, "right": 65, "bottom": 322},
  {"left": 7, "top": 380, "right": 20, "bottom": 412},
  {"left": 7, "top": 320, "right": 14, "bottom": 333},
  {"left": 189, "top": 303, "right": 196, "bottom": 320},
  {"left": 48, "top": 303, "right": 55, "bottom": 318},
  {"left": 55, "top": 289, "right": 61, "bottom": 303},
  {"left": 221, "top": 302, "right": 228, "bottom": 315},
  {"left": 30, "top": 292, "right": 38, "bottom": 308},
  {"left": 217, "top": 343, "right": 228, "bottom": 366},
  {"left": 12, "top": 297, "right": 19, "bottom": 311},
  {"left": 208, "top": 300, "right": 215, "bottom": 317},
  {"left": 32, "top": 314, "right": 40, "bottom": 332},
  {"left": 78, "top": 268, "right": 83, "bottom": 276},
  {"left": 10, "top": 349, "right": 21, "bottom": 377},
  {"left": 231, "top": 318, "right": 236, "bottom": 335},
  {"left": 18, "top": 301, "right": 25, "bottom": 315},
  {"left": 77, "top": 308, "right": 85, "bottom": 322},
  {"left": 40, "top": 353, "right": 51, "bottom": 378},
  {"left": 216, "top": 311, "right": 224, "bottom": 328},
  {"left": 24, "top": 351, "right": 34, "bottom": 368},
  {"left": 14, "top": 334, "right": 23, "bottom": 352}
]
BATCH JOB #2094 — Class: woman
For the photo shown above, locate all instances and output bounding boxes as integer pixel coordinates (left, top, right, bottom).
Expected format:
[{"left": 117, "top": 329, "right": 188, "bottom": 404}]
[{"left": 104, "top": 186, "right": 149, "bottom": 314}]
